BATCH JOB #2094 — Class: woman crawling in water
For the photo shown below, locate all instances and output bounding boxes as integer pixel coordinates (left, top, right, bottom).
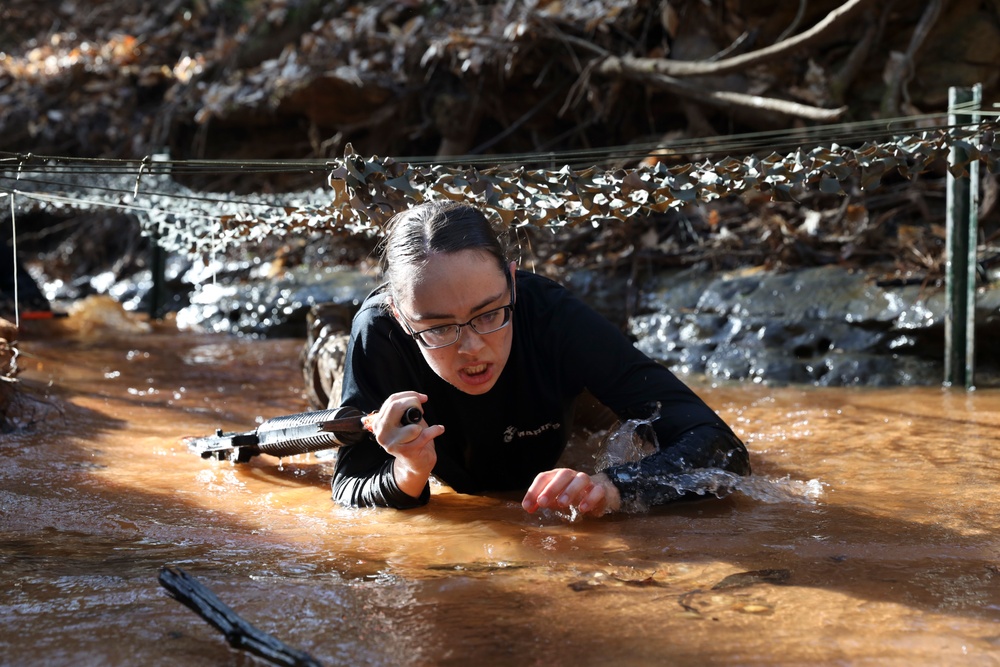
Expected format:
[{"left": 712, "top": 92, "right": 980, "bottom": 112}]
[{"left": 331, "top": 200, "right": 750, "bottom": 516}]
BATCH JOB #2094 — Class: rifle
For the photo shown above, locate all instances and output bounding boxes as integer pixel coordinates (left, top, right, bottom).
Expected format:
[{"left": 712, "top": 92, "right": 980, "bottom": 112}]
[{"left": 187, "top": 405, "right": 423, "bottom": 463}]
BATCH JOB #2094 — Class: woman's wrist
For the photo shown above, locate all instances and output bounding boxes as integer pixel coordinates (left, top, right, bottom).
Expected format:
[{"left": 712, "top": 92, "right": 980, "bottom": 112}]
[
  {"left": 591, "top": 472, "right": 622, "bottom": 513},
  {"left": 392, "top": 456, "right": 435, "bottom": 499}
]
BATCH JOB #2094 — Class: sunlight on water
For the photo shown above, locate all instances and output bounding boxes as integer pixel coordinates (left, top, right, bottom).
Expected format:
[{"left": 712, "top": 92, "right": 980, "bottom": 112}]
[
  {"left": 731, "top": 473, "right": 824, "bottom": 503},
  {"left": 4, "top": 315, "right": 1000, "bottom": 666},
  {"left": 620, "top": 468, "right": 825, "bottom": 506}
]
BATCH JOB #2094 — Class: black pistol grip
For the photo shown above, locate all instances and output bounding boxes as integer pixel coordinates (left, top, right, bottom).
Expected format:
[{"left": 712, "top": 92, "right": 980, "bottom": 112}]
[{"left": 402, "top": 406, "right": 423, "bottom": 426}]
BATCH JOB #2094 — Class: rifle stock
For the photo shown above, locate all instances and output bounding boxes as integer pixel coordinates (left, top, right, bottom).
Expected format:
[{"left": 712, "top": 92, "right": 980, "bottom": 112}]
[{"left": 186, "top": 405, "right": 423, "bottom": 463}]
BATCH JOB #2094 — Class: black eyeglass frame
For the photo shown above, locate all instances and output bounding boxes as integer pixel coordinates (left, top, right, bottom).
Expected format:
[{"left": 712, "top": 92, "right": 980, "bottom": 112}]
[{"left": 399, "top": 268, "right": 516, "bottom": 350}]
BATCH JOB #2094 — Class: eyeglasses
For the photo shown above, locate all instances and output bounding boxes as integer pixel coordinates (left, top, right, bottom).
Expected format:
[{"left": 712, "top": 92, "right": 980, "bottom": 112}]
[{"left": 401, "top": 300, "right": 515, "bottom": 349}]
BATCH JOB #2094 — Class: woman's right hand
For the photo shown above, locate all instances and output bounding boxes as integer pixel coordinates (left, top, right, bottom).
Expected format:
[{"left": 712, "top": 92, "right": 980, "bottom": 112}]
[
  {"left": 521, "top": 468, "right": 620, "bottom": 517},
  {"left": 367, "top": 392, "right": 444, "bottom": 498}
]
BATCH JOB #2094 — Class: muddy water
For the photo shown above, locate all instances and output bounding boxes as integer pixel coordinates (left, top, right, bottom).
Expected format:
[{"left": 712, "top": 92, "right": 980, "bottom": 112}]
[{"left": 2, "top": 306, "right": 1000, "bottom": 667}]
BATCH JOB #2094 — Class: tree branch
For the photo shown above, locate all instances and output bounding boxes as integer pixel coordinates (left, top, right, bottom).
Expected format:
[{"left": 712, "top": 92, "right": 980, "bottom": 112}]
[
  {"left": 596, "top": 0, "right": 879, "bottom": 79},
  {"left": 595, "top": 64, "right": 847, "bottom": 122}
]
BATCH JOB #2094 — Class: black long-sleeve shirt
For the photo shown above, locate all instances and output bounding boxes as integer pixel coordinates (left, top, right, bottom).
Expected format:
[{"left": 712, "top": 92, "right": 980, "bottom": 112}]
[{"left": 332, "top": 270, "right": 749, "bottom": 509}]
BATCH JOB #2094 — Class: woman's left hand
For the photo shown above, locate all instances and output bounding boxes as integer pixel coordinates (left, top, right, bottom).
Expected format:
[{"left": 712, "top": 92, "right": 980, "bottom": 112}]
[{"left": 521, "top": 469, "right": 621, "bottom": 517}]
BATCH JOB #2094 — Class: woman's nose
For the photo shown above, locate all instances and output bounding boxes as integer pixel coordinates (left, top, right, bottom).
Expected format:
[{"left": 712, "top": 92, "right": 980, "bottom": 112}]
[{"left": 455, "top": 325, "right": 486, "bottom": 354}]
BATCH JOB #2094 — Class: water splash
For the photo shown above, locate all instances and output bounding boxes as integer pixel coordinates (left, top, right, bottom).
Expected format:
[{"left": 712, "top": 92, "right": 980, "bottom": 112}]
[
  {"left": 593, "top": 406, "right": 823, "bottom": 512},
  {"left": 593, "top": 407, "right": 660, "bottom": 471},
  {"left": 629, "top": 469, "right": 824, "bottom": 507}
]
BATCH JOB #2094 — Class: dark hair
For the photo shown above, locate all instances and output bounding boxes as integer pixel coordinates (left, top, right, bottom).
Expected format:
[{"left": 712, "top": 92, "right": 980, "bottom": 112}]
[{"left": 381, "top": 201, "right": 508, "bottom": 299}]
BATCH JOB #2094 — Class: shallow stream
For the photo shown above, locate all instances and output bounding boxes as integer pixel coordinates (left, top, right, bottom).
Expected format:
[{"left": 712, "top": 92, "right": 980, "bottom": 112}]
[{"left": 2, "top": 303, "right": 999, "bottom": 666}]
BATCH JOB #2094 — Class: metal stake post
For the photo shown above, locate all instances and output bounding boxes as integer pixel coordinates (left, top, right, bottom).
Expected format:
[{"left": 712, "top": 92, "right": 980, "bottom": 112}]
[
  {"left": 944, "top": 84, "right": 982, "bottom": 389},
  {"left": 149, "top": 226, "right": 167, "bottom": 320}
]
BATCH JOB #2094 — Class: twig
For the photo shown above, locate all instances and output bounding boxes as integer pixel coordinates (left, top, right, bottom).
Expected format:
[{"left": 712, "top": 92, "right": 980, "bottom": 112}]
[
  {"left": 469, "top": 86, "right": 563, "bottom": 155},
  {"left": 880, "top": 0, "right": 943, "bottom": 117},
  {"left": 707, "top": 30, "right": 754, "bottom": 63},
  {"left": 776, "top": 0, "right": 809, "bottom": 43},
  {"left": 158, "top": 566, "right": 324, "bottom": 667}
]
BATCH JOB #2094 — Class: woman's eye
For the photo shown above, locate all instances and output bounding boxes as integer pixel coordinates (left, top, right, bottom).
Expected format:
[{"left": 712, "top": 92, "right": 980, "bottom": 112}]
[
  {"left": 476, "top": 311, "right": 500, "bottom": 326},
  {"left": 426, "top": 326, "right": 455, "bottom": 339}
]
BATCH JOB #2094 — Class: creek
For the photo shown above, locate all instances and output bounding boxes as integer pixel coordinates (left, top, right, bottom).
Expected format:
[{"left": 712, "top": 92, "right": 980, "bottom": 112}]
[{"left": 2, "top": 301, "right": 999, "bottom": 666}]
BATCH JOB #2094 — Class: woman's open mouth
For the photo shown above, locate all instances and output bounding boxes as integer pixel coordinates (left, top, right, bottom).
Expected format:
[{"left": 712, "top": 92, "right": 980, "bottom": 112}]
[{"left": 459, "top": 362, "right": 493, "bottom": 386}]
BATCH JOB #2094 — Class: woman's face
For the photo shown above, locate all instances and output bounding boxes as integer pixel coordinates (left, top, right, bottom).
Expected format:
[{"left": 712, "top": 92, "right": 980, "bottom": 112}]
[{"left": 392, "top": 249, "right": 515, "bottom": 395}]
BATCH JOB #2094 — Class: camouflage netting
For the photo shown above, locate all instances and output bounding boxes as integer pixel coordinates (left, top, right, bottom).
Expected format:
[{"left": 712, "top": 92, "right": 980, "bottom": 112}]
[{"left": 1, "top": 118, "right": 997, "bottom": 260}]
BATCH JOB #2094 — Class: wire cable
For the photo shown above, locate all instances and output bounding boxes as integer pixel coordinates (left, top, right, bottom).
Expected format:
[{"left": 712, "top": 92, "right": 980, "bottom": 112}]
[
  {"left": 2, "top": 110, "right": 994, "bottom": 176},
  {"left": 0, "top": 112, "right": 993, "bottom": 240}
]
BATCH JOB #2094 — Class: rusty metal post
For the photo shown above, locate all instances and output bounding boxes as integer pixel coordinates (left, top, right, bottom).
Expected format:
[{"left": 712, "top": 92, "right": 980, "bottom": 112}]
[{"left": 944, "top": 84, "right": 981, "bottom": 389}]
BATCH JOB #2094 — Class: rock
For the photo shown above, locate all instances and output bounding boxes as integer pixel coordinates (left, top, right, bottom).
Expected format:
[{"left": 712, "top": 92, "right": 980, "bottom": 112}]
[
  {"left": 66, "top": 295, "right": 153, "bottom": 336},
  {"left": 630, "top": 265, "right": 1000, "bottom": 386},
  {"left": 0, "top": 316, "right": 62, "bottom": 433},
  {"left": 176, "top": 264, "right": 378, "bottom": 337},
  {"left": 172, "top": 261, "right": 999, "bottom": 387}
]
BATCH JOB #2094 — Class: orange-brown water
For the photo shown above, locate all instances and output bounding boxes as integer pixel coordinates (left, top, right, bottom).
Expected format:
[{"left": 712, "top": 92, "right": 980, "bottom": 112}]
[{"left": 3, "top": 302, "right": 999, "bottom": 666}]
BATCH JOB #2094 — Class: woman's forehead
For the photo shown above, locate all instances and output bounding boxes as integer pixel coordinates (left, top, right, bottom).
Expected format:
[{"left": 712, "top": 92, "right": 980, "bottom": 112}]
[
  {"left": 401, "top": 249, "right": 505, "bottom": 283},
  {"left": 397, "top": 250, "right": 508, "bottom": 317}
]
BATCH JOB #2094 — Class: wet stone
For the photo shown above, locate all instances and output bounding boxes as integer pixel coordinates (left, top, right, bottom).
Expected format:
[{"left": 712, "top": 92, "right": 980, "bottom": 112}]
[
  {"left": 631, "top": 265, "right": 1000, "bottom": 386},
  {"left": 160, "top": 260, "right": 998, "bottom": 387},
  {"left": 711, "top": 568, "right": 791, "bottom": 590},
  {"left": 177, "top": 266, "right": 378, "bottom": 337}
]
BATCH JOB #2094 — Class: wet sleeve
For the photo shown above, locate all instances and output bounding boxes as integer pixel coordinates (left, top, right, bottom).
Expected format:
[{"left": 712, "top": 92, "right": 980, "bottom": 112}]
[
  {"left": 332, "top": 450, "right": 430, "bottom": 509},
  {"left": 330, "top": 302, "right": 430, "bottom": 509},
  {"left": 547, "top": 287, "right": 750, "bottom": 503},
  {"left": 601, "top": 423, "right": 750, "bottom": 508}
]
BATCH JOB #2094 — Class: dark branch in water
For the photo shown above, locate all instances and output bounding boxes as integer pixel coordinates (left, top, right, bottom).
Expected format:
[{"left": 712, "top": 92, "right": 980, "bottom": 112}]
[{"left": 158, "top": 565, "right": 324, "bottom": 667}]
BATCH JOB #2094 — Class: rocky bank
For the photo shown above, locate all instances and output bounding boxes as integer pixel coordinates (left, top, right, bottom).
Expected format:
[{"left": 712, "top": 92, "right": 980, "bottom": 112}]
[{"left": 170, "top": 258, "right": 1000, "bottom": 388}]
